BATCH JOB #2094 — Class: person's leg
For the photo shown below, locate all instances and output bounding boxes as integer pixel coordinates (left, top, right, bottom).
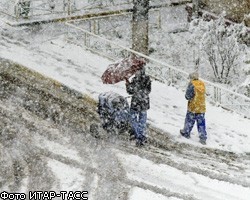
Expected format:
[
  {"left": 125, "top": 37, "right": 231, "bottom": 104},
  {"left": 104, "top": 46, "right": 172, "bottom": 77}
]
[
  {"left": 181, "top": 111, "right": 195, "bottom": 138},
  {"left": 130, "top": 109, "right": 139, "bottom": 139},
  {"left": 138, "top": 111, "right": 147, "bottom": 141},
  {"left": 196, "top": 113, "right": 207, "bottom": 142}
]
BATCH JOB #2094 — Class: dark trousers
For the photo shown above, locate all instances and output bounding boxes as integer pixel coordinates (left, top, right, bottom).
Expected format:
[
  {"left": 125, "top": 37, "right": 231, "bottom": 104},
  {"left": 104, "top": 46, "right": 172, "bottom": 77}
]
[{"left": 130, "top": 109, "right": 147, "bottom": 141}]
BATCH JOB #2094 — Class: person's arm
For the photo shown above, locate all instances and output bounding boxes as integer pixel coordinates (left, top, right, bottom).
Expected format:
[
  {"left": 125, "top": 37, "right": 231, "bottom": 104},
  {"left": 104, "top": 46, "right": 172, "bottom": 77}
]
[
  {"left": 126, "top": 78, "right": 135, "bottom": 95},
  {"left": 145, "top": 76, "right": 151, "bottom": 95},
  {"left": 185, "top": 82, "right": 195, "bottom": 100}
]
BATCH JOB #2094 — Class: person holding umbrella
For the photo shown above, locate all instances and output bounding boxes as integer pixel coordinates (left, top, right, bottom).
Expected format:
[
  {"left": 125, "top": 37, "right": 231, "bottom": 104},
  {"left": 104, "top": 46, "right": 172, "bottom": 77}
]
[{"left": 125, "top": 67, "right": 151, "bottom": 146}]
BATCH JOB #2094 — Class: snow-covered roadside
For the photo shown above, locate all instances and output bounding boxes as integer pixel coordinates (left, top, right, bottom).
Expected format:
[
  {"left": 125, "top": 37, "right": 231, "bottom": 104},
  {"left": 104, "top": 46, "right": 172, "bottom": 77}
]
[
  {"left": 117, "top": 151, "right": 250, "bottom": 200},
  {"left": 129, "top": 187, "right": 182, "bottom": 200},
  {"left": 0, "top": 31, "right": 250, "bottom": 154},
  {"left": 47, "top": 159, "right": 85, "bottom": 191}
]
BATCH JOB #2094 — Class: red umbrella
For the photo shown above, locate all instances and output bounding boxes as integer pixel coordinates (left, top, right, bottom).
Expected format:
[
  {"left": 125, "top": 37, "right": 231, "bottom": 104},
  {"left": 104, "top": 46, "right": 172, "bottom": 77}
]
[{"left": 101, "top": 57, "right": 146, "bottom": 84}]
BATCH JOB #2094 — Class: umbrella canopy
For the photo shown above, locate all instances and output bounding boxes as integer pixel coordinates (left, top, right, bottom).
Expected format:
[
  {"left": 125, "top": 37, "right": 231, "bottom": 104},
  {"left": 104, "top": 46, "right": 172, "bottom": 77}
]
[{"left": 101, "top": 57, "right": 146, "bottom": 84}]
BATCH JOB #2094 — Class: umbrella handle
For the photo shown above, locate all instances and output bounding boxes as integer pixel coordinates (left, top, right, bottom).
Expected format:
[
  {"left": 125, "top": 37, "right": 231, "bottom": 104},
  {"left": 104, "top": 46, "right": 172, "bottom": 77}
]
[{"left": 124, "top": 77, "right": 130, "bottom": 84}]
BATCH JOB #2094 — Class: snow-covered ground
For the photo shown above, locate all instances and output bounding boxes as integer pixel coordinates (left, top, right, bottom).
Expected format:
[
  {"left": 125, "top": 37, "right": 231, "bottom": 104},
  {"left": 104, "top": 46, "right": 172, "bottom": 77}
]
[
  {"left": 0, "top": 31, "right": 249, "bottom": 153},
  {"left": 1, "top": 4, "right": 250, "bottom": 200}
]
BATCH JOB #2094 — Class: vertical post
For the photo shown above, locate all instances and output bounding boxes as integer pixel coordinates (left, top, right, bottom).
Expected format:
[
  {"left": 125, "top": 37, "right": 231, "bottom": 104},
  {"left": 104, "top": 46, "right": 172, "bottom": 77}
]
[
  {"left": 93, "top": 20, "right": 96, "bottom": 34},
  {"left": 15, "top": 4, "right": 19, "bottom": 22},
  {"left": 97, "top": 20, "right": 100, "bottom": 34},
  {"left": 213, "top": 86, "right": 217, "bottom": 103},
  {"left": 30, "top": 0, "right": 33, "bottom": 17},
  {"left": 84, "top": 33, "right": 90, "bottom": 47},
  {"left": 213, "top": 86, "right": 221, "bottom": 104},
  {"left": 92, "top": 20, "right": 100, "bottom": 35},
  {"left": 168, "top": 68, "right": 172, "bottom": 86},
  {"left": 68, "top": 0, "right": 71, "bottom": 15},
  {"left": 84, "top": 33, "right": 87, "bottom": 46},
  {"left": 63, "top": 0, "right": 65, "bottom": 12},
  {"left": 218, "top": 88, "right": 221, "bottom": 104},
  {"left": 158, "top": 10, "right": 161, "bottom": 29},
  {"left": 89, "top": 21, "right": 92, "bottom": 32},
  {"left": 132, "top": 0, "right": 149, "bottom": 56}
]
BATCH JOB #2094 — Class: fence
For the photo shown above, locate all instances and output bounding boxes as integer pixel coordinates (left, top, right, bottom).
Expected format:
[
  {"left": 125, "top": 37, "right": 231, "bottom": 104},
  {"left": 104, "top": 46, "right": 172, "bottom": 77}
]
[
  {"left": 0, "top": 0, "right": 133, "bottom": 21},
  {"left": 65, "top": 21, "right": 250, "bottom": 118},
  {"left": 0, "top": 0, "right": 68, "bottom": 20}
]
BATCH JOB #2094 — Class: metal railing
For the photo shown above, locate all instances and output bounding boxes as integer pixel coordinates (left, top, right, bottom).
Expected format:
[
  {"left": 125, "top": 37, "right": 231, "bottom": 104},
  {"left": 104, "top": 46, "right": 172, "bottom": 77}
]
[
  {"left": 0, "top": 0, "right": 133, "bottom": 21},
  {"left": 1, "top": 0, "right": 74, "bottom": 20},
  {"left": 65, "top": 21, "right": 250, "bottom": 118}
]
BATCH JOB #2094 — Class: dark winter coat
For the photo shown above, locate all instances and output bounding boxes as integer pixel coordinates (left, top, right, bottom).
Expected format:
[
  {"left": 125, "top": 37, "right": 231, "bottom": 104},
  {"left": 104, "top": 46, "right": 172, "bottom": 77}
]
[{"left": 126, "top": 70, "right": 151, "bottom": 111}]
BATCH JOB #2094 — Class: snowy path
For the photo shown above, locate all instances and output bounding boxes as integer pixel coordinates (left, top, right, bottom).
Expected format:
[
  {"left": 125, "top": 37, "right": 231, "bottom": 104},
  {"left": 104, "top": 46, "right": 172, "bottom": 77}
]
[
  {"left": 1, "top": 68, "right": 250, "bottom": 199},
  {"left": 1, "top": 95, "right": 250, "bottom": 199}
]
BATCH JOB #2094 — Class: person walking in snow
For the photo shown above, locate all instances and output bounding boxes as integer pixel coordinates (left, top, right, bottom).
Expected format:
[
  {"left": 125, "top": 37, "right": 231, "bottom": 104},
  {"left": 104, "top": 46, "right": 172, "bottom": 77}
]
[
  {"left": 125, "top": 67, "right": 151, "bottom": 146},
  {"left": 180, "top": 72, "right": 207, "bottom": 145}
]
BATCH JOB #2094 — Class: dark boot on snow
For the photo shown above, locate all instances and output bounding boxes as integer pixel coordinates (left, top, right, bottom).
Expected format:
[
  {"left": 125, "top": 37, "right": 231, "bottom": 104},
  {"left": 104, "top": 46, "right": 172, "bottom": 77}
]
[{"left": 180, "top": 129, "right": 190, "bottom": 139}]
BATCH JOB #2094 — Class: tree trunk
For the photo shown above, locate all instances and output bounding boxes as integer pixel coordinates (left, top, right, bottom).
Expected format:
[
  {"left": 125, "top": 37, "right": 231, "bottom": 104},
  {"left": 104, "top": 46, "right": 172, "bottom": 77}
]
[{"left": 132, "top": 0, "right": 149, "bottom": 55}]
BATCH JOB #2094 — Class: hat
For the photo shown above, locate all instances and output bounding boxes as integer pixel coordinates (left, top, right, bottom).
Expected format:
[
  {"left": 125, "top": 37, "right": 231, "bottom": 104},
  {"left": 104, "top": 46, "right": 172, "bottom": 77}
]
[{"left": 189, "top": 72, "right": 199, "bottom": 80}]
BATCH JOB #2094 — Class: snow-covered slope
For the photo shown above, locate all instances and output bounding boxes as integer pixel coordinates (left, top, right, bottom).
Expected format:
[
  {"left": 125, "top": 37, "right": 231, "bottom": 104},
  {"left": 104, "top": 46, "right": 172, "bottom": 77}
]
[
  {"left": 0, "top": 25, "right": 249, "bottom": 153},
  {"left": 1, "top": 5, "right": 250, "bottom": 199}
]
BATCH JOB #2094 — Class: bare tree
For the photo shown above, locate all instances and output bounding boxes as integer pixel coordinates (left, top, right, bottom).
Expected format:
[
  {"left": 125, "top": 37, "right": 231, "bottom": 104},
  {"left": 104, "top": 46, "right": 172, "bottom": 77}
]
[{"left": 201, "top": 18, "right": 244, "bottom": 83}]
